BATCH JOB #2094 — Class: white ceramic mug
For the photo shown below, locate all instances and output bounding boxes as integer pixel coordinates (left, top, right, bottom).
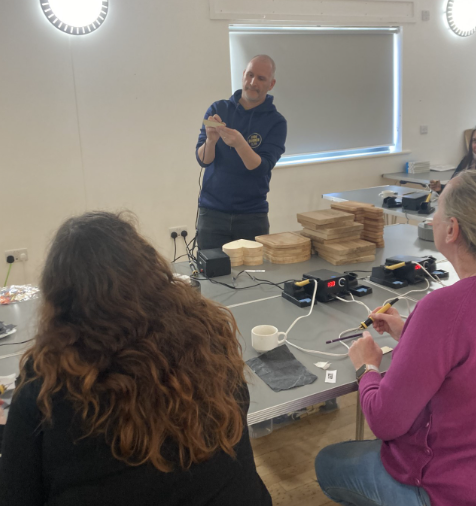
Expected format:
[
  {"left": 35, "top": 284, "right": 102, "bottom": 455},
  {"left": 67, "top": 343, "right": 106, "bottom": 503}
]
[{"left": 251, "top": 325, "right": 287, "bottom": 353}]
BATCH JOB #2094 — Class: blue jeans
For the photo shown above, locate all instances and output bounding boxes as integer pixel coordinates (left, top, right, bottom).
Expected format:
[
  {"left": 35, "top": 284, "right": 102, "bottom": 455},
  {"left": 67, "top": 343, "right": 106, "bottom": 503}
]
[
  {"left": 197, "top": 207, "right": 269, "bottom": 250},
  {"left": 315, "top": 440, "right": 431, "bottom": 506}
]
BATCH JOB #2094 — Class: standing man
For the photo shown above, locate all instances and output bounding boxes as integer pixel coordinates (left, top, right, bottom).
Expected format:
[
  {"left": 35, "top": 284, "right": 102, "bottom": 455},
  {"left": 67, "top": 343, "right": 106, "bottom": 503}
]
[{"left": 195, "top": 55, "right": 287, "bottom": 250}]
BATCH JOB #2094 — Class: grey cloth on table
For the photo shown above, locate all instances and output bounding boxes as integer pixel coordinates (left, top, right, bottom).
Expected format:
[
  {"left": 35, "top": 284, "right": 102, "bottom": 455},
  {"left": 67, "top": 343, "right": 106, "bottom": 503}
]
[{"left": 246, "top": 345, "right": 317, "bottom": 392}]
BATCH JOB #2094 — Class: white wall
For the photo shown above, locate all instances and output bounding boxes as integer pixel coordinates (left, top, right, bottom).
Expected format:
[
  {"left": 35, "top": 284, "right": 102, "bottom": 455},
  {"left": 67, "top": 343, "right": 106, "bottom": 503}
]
[{"left": 1, "top": 0, "right": 475, "bottom": 285}]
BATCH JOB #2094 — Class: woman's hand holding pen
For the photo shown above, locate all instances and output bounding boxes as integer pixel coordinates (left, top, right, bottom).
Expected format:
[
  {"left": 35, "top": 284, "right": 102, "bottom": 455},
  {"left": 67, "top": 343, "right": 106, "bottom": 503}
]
[
  {"left": 429, "top": 180, "right": 442, "bottom": 192},
  {"left": 371, "top": 306, "right": 405, "bottom": 342}
]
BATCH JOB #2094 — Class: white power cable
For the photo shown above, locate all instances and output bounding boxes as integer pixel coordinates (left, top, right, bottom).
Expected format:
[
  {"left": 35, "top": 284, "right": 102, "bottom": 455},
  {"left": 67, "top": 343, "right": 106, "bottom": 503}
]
[
  {"left": 335, "top": 294, "right": 372, "bottom": 316},
  {"left": 284, "top": 280, "right": 350, "bottom": 357},
  {"left": 382, "top": 278, "right": 430, "bottom": 306},
  {"left": 365, "top": 279, "right": 419, "bottom": 303}
]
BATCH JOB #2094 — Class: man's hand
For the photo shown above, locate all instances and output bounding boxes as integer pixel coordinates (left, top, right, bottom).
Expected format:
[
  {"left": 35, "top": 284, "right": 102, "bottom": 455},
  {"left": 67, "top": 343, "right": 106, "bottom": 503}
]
[
  {"left": 216, "top": 126, "right": 247, "bottom": 149},
  {"left": 371, "top": 306, "right": 405, "bottom": 342},
  {"left": 205, "top": 114, "right": 223, "bottom": 144},
  {"left": 429, "top": 180, "right": 442, "bottom": 192},
  {"left": 0, "top": 406, "right": 6, "bottom": 425},
  {"left": 349, "top": 332, "right": 383, "bottom": 370}
]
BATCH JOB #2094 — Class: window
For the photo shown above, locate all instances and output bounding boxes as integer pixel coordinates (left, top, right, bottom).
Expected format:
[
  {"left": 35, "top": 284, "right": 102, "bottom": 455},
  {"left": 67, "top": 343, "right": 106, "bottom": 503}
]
[{"left": 229, "top": 26, "right": 402, "bottom": 166}]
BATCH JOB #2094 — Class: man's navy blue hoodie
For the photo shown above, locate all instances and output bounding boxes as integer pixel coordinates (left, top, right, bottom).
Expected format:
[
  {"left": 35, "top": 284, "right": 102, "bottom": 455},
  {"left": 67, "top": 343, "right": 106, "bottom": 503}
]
[{"left": 196, "top": 90, "right": 287, "bottom": 214}]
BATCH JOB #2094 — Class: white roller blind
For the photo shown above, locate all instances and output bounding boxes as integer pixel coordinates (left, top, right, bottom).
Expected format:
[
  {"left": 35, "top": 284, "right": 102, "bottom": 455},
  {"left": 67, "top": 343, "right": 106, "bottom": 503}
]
[{"left": 230, "top": 27, "right": 399, "bottom": 159}]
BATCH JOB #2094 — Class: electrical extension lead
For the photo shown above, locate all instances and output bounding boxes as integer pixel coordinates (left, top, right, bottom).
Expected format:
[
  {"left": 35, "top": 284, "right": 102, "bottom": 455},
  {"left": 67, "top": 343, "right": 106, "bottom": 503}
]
[{"left": 283, "top": 280, "right": 350, "bottom": 358}]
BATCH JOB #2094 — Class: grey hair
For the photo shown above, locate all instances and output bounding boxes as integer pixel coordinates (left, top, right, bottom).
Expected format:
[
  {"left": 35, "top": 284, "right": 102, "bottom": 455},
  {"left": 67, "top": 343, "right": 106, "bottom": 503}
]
[
  {"left": 444, "top": 170, "right": 476, "bottom": 256},
  {"left": 250, "top": 55, "right": 276, "bottom": 77}
]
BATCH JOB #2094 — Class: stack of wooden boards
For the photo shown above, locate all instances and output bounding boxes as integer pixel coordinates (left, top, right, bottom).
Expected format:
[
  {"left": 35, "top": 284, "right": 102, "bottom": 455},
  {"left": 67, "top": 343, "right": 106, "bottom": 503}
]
[
  {"left": 254, "top": 232, "right": 311, "bottom": 264},
  {"left": 329, "top": 201, "right": 385, "bottom": 248},
  {"left": 222, "top": 239, "right": 263, "bottom": 267},
  {"left": 297, "top": 209, "right": 376, "bottom": 265}
]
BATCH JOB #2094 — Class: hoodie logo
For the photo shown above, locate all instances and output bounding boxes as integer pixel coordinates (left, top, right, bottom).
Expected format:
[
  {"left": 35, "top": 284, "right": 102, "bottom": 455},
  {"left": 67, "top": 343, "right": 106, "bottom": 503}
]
[{"left": 247, "top": 133, "right": 262, "bottom": 149}]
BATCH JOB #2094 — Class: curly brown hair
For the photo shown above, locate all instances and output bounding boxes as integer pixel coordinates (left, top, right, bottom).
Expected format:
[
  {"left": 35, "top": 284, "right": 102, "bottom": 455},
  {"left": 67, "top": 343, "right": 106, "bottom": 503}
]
[{"left": 19, "top": 211, "right": 246, "bottom": 472}]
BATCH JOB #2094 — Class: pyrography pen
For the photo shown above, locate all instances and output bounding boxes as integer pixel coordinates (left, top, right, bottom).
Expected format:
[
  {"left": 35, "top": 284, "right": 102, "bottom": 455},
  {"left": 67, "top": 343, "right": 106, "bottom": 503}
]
[{"left": 359, "top": 297, "right": 399, "bottom": 330}]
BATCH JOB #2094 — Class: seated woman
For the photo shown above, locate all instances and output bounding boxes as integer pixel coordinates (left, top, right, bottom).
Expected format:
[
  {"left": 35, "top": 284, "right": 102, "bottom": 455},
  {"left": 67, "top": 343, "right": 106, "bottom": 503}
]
[
  {"left": 315, "top": 170, "right": 476, "bottom": 506},
  {"left": 430, "top": 128, "right": 476, "bottom": 193},
  {"left": 0, "top": 212, "right": 271, "bottom": 506}
]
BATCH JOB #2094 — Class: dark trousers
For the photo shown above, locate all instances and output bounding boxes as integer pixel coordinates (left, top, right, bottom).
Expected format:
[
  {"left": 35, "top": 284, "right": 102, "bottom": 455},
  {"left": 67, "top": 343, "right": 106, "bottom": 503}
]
[{"left": 197, "top": 208, "right": 269, "bottom": 250}]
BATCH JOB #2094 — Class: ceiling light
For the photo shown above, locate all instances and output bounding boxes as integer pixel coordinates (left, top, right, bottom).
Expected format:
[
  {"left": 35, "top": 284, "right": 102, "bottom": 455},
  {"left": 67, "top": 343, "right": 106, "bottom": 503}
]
[
  {"left": 40, "top": 0, "right": 108, "bottom": 35},
  {"left": 446, "top": 0, "right": 476, "bottom": 37}
]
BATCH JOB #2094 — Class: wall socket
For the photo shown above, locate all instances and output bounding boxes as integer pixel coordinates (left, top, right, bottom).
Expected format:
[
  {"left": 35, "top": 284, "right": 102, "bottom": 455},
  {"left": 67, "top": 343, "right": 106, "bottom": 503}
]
[
  {"left": 169, "top": 226, "right": 188, "bottom": 238},
  {"left": 5, "top": 248, "right": 28, "bottom": 262}
]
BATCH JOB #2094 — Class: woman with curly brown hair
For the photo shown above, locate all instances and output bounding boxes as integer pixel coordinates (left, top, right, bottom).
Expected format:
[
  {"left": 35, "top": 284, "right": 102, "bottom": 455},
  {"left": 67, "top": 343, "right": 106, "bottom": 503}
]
[{"left": 0, "top": 211, "right": 271, "bottom": 506}]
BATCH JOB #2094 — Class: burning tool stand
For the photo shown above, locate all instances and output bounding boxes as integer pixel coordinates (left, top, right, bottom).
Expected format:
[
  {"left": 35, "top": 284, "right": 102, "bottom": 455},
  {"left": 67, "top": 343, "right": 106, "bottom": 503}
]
[{"left": 282, "top": 269, "right": 372, "bottom": 308}]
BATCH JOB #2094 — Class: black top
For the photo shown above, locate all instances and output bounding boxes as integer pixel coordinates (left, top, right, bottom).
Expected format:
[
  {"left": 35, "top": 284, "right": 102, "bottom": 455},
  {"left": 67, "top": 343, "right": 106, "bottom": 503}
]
[
  {"left": 0, "top": 378, "right": 271, "bottom": 506},
  {"left": 439, "top": 156, "right": 474, "bottom": 193}
]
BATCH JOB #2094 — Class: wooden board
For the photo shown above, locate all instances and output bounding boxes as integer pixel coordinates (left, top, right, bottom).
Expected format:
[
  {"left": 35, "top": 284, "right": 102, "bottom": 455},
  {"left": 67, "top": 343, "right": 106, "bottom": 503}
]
[
  {"left": 314, "top": 239, "right": 376, "bottom": 257},
  {"left": 309, "top": 234, "right": 362, "bottom": 246},
  {"left": 296, "top": 209, "right": 354, "bottom": 226},
  {"left": 330, "top": 201, "right": 375, "bottom": 212},
  {"left": 363, "top": 207, "right": 384, "bottom": 216},
  {"left": 264, "top": 252, "right": 311, "bottom": 264},
  {"left": 223, "top": 239, "right": 262, "bottom": 254},
  {"left": 243, "top": 254, "right": 264, "bottom": 263},
  {"left": 255, "top": 232, "right": 311, "bottom": 250},
  {"left": 317, "top": 251, "right": 376, "bottom": 266},
  {"left": 362, "top": 231, "right": 384, "bottom": 240},
  {"left": 243, "top": 257, "right": 263, "bottom": 266},
  {"left": 301, "top": 223, "right": 364, "bottom": 240},
  {"left": 297, "top": 218, "right": 355, "bottom": 230}
]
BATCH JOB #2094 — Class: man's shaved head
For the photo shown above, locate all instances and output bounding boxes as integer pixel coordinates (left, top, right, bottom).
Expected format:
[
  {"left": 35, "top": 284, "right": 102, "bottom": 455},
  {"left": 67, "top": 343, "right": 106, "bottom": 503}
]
[{"left": 250, "top": 55, "right": 276, "bottom": 77}]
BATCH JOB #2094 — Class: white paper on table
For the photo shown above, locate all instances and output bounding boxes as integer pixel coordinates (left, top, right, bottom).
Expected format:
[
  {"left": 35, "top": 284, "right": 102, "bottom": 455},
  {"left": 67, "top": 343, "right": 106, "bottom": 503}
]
[
  {"left": 315, "top": 361, "right": 331, "bottom": 370},
  {"left": 325, "top": 370, "right": 337, "bottom": 383},
  {"left": 430, "top": 164, "right": 455, "bottom": 172}
]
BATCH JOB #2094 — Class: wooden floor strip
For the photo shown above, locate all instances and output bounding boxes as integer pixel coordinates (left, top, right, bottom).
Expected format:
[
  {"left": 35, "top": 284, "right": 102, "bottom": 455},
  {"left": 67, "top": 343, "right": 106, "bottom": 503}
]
[{"left": 251, "top": 392, "right": 375, "bottom": 505}]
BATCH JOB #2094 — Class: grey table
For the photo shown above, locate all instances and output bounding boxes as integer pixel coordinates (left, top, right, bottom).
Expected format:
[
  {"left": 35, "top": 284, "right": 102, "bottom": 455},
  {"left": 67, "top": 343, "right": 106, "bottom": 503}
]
[
  {"left": 1, "top": 225, "right": 456, "bottom": 440},
  {"left": 382, "top": 170, "right": 454, "bottom": 186},
  {"left": 174, "top": 225, "right": 456, "bottom": 437},
  {"left": 322, "top": 185, "right": 437, "bottom": 223}
]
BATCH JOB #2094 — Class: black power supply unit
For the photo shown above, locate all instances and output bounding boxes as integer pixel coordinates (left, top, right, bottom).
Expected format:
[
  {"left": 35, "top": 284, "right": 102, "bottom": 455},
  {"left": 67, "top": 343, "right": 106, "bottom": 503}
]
[
  {"left": 402, "top": 192, "right": 428, "bottom": 211},
  {"left": 386, "top": 255, "right": 449, "bottom": 280},
  {"left": 282, "top": 269, "right": 372, "bottom": 307},
  {"left": 370, "top": 254, "right": 449, "bottom": 288},
  {"left": 197, "top": 249, "right": 231, "bottom": 278}
]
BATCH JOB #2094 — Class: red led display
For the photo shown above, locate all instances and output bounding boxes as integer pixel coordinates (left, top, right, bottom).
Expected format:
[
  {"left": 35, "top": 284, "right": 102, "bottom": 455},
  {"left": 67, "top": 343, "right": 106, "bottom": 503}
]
[{"left": 327, "top": 281, "right": 336, "bottom": 288}]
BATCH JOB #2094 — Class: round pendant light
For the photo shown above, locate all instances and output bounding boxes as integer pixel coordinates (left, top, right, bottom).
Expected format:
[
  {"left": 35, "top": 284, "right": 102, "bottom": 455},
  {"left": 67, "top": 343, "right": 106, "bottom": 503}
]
[
  {"left": 446, "top": 0, "right": 476, "bottom": 37},
  {"left": 40, "top": 0, "right": 108, "bottom": 35}
]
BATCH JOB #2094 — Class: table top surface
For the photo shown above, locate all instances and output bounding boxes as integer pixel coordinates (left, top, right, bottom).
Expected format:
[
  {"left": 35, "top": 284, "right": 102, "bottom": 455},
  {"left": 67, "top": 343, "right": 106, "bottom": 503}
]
[
  {"left": 173, "top": 224, "right": 456, "bottom": 423},
  {"left": 322, "top": 185, "right": 437, "bottom": 222},
  {"left": 0, "top": 225, "right": 457, "bottom": 426},
  {"left": 382, "top": 170, "right": 454, "bottom": 185}
]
